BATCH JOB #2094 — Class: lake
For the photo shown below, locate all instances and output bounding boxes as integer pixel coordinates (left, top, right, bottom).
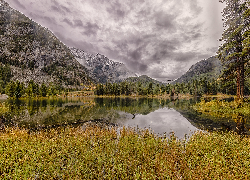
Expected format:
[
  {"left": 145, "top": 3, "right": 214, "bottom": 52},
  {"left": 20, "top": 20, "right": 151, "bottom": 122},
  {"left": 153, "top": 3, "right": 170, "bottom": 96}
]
[{"left": 1, "top": 97, "right": 249, "bottom": 138}]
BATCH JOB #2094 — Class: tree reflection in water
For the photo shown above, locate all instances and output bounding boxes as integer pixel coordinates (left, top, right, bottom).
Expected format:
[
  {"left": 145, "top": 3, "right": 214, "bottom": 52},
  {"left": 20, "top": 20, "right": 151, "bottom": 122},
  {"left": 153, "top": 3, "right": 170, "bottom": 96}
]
[{"left": 0, "top": 97, "right": 249, "bottom": 137}]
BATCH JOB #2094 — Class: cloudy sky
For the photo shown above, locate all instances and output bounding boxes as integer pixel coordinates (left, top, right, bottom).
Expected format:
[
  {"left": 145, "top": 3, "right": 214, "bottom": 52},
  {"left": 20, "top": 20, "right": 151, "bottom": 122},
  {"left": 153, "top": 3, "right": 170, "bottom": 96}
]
[{"left": 5, "top": 0, "right": 225, "bottom": 82}]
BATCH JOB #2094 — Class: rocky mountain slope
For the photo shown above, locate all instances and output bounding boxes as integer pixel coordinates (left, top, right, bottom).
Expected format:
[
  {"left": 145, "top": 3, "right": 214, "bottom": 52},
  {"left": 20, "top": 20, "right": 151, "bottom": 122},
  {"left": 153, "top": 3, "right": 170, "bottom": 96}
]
[
  {"left": 173, "top": 56, "right": 223, "bottom": 84},
  {"left": 70, "top": 47, "right": 137, "bottom": 83},
  {"left": 0, "top": 0, "right": 94, "bottom": 88}
]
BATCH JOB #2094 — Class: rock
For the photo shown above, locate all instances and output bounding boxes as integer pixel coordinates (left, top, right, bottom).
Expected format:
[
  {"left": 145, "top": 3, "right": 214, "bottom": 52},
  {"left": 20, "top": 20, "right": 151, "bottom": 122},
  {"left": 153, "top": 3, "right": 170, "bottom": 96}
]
[{"left": 0, "top": 94, "right": 8, "bottom": 99}]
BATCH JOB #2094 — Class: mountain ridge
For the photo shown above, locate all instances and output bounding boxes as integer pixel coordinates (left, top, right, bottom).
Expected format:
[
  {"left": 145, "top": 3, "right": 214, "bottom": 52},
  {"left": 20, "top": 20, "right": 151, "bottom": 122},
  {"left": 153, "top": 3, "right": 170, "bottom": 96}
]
[
  {"left": 0, "top": 0, "right": 94, "bottom": 89},
  {"left": 173, "top": 56, "right": 223, "bottom": 84},
  {"left": 70, "top": 47, "right": 137, "bottom": 83},
  {"left": 125, "top": 75, "right": 164, "bottom": 86}
]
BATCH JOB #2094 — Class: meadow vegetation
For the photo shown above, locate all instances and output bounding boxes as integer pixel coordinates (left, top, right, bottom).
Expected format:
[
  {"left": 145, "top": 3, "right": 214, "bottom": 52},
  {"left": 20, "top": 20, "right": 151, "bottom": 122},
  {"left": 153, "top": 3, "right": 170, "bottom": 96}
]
[
  {"left": 0, "top": 102, "right": 8, "bottom": 115},
  {"left": 0, "top": 125, "right": 249, "bottom": 179},
  {"left": 193, "top": 98, "right": 250, "bottom": 118}
]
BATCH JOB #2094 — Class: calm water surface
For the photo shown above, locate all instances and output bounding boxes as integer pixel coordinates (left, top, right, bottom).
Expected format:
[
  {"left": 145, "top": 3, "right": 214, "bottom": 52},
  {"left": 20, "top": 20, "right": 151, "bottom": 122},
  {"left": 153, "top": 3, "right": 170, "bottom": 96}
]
[
  {"left": 121, "top": 108, "right": 198, "bottom": 138},
  {"left": 1, "top": 97, "right": 249, "bottom": 138}
]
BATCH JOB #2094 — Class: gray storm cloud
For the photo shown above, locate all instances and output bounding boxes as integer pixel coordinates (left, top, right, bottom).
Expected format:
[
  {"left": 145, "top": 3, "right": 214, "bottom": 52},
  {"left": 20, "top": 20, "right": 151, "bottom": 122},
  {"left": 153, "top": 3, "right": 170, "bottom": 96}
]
[{"left": 5, "top": 0, "right": 224, "bottom": 82}]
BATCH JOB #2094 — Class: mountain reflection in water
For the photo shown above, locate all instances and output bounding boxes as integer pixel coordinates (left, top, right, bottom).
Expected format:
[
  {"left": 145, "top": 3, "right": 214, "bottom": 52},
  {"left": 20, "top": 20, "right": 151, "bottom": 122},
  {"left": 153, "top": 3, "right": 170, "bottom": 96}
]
[{"left": 1, "top": 97, "right": 249, "bottom": 138}]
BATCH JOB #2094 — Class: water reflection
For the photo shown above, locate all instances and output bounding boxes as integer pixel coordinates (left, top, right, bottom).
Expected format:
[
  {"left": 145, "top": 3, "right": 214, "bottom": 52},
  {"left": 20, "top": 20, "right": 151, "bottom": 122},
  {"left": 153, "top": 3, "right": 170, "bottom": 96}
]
[
  {"left": 1, "top": 97, "right": 249, "bottom": 137},
  {"left": 122, "top": 107, "right": 198, "bottom": 138}
]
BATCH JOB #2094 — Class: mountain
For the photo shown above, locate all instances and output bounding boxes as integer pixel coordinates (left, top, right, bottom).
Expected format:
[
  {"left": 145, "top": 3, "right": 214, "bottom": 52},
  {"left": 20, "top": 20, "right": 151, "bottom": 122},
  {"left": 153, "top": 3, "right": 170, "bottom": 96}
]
[
  {"left": 70, "top": 47, "right": 137, "bottom": 83},
  {"left": 0, "top": 0, "right": 94, "bottom": 88},
  {"left": 173, "top": 56, "right": 223, "bottom": 84},
  {"left": 125, "top": 75, "right": 164, "bottom": 86}
]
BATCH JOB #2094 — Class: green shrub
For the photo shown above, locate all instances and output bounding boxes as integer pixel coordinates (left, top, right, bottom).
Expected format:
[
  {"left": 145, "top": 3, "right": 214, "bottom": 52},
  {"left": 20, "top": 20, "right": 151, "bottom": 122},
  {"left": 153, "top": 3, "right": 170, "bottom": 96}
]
[{"left": 0, "top": 126, "right": 249, "bottom": 179}]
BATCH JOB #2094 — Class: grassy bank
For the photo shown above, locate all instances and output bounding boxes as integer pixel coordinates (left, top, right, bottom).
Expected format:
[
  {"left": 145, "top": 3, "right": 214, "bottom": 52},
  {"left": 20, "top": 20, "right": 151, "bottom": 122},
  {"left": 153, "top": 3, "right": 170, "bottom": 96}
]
[
  {"left": 0, "top": 125, "right": 249, "bottom": 179},
  {"left": 193, "top": 98, "right": 250, "bottom": 119},
  {"left": 0, "top": 102, "right": 9, "bottom": 116}
]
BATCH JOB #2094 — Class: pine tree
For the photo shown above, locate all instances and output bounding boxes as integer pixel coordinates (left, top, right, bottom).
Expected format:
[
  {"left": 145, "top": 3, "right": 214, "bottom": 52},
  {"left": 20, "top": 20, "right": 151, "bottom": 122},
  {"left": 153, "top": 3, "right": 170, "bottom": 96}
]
[
  {"left": 125, "top": 83, "right": 131, "bottom": 96},
  {"left": 137, "top": 82, "right": 143, "bottom": 95},
  {"left": 218, "top": 0, "right": 249, "bottom": 99},
  {"left": 112, "top": 83, "right": 120, "bottom": 96},
  {"left": 0, "top": 81, "right": 3, "bottom": 94},
  {"left": 242, "top": 1, "right": 250, "bottom": 56},
  {"left": 26, "top": 80, "right": 35, "bottom": 97},
  {"left": 154, "top": 84, "right": 160, "bottom": 95},
  {"left": 165, "top": 84, "right": 171, "bottom": 94},
  {"left": 147, "top": 82, "right": 153, "bottom": 96},
  {"left": 40, "top": 82, "right": 47, "bottom": 97},
  {"left": 48, "top": 84, "right": 57, "bottom": 96},
  {"left": 120, "top": 82, "right": 126, "bottom": 95},
  {"left": 14, "top": 80, "right": 24, "bottom": 99},
  {"left": 26, "top": 83, "right": 33, "bottom": 97},
  {"left": 33, "top": 83, "right": 40, "bottom": 97},
  {"left": 160, "top": 84, "right": 166, "bottom": 95},
  {"left": 5, "top": 81, "right": 16, "bottom": 98}
]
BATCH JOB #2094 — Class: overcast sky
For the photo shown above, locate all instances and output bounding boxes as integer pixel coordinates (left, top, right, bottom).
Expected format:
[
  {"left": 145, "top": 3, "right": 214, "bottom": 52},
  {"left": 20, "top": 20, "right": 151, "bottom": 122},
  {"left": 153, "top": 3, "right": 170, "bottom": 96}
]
[{"left": 5, "top": 0, "right": 225, "bottom": 82}]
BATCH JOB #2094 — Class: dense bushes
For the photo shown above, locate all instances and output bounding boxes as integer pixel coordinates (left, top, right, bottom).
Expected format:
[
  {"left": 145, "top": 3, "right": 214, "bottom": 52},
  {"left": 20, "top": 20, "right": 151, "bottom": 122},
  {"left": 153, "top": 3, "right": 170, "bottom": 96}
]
[{"left": 0, "top": 126, "right": 249, "bottom": 179}]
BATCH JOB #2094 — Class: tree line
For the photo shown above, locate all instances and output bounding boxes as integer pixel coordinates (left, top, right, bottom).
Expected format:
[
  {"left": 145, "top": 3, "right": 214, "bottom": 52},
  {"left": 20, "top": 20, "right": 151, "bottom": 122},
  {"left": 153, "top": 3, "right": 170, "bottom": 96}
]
[
  {"left": 94, "top": 77, "right": 250, "bottom": 97},
  {"left": 4, "top": 80, "right": 64, "bottom": 99}
]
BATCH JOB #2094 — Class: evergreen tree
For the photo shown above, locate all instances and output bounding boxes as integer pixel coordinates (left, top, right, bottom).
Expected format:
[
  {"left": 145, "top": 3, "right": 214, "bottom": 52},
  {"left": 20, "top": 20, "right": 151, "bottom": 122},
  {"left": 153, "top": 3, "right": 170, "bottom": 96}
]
[
  {"left": 125, "top": 83, "right": 131, "bottom": 96},
  {"left": 33, "top": 83, "right": 40, "bottom": 97},
  {"left": 242, "top": 1, "right": 250, "bottom": 61},
  {"left": 154, "top": 84, "right": 160, "bottom": 95},
  {"left": 0, "top": 64, "right": 12, "bottom": 93},
  {"left": 40, "top": 82, "right": 47, "bottom": 97},
  {"left": 96, "top": 84, "right": 104, "bottom": 95},
  {"left": 104, "top": 82, "right": 113, "bottom": 95},
  {"left": 200, "top": 77, "right": 209, "bottom": 95},
  {"left": 5, "top": 81, "right": 16, "bottom": 98},
  {"left": 137, "top": 82, "right": 144, "bottom": 95},
  {"left": 26, "top": 82, "right": 33, "bottom": 97},
  {"left": 165, "top": 84, "right": 171, "bottom": 94},
  {"left": 210, "top": 79, "right": 218, "bottom": 95},
  {"left": 218, "top": 0, "right": 250, "bottom": 98},
  {"left": 26, "top": 80, "right": 36, "bottom": 97},
  {"left": 147, "top": 82, "right": 153, "bottom": 96},
  {"left": 0, "top": 81, "right": 3, "bottom": 94},
  {"left": 112, "top": 83, "right": 120, "bottom": 96},
  {"left": 20, "top": 82, "right": 25, "bottom": 97},
  {"left": 48, "top": 84, "right": 57, "bottom": 96},
  {"left": 160, "top": 84, "right": 166, "bottom": 95},
  {"left": 120, "top": 82, "right": 126, "bottom": 95},
  {"left": 14, "top": 80, "right": 24, "bottom": 99},
  {"left": 179, "top": 83, "right": 186, "bottom": 94}
]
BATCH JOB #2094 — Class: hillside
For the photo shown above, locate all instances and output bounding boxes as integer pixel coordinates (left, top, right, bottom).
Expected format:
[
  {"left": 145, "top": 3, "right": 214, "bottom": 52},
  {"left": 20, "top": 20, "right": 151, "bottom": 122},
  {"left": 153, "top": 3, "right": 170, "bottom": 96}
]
[
  {"left": 125, "top": 75, "right": 164, "bottom": 86},
  {"left": 0, "top": 0, "right": 94, "bottom": 89},
  {"left": 173, "top": 56, "right": 223, "bottom": 84},
  {"left": 70, "top": 47, "right": 137, "bottom": 83}
]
